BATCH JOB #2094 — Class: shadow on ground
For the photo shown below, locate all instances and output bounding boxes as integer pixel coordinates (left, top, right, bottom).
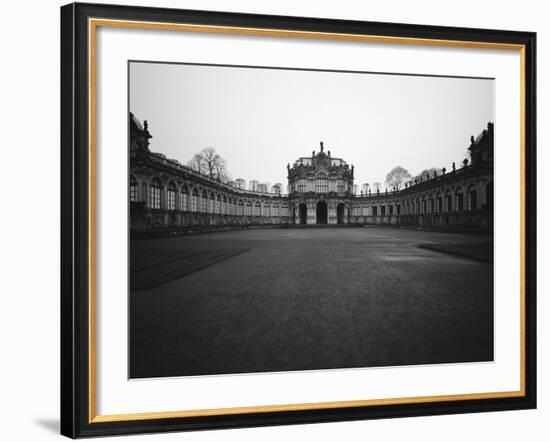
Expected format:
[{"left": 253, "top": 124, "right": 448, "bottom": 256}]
[
  {"left": 418, "top": 241, "right": 493, "bottom": 263},
  {"left": 131, "top": 247, "right": 249, "bottom": 290}
]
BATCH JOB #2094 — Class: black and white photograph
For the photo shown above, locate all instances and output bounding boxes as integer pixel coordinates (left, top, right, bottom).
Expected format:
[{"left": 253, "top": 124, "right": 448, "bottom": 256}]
[
  {"left": 0, "top": 0, "right": 544, "bottom": 439},
  {"left": 129, "top": 61, "right": 495, "bottom": 379}
]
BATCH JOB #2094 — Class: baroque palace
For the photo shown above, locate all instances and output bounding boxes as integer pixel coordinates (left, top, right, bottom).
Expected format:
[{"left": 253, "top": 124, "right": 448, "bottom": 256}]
[{"left": 130, "top": 113, "right": 494, "bottom": 235}]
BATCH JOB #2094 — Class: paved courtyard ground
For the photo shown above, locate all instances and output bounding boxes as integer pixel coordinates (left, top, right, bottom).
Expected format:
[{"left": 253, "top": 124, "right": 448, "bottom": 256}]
[{"left": 130, "top": 227, "right": 494, "bottom": 378}]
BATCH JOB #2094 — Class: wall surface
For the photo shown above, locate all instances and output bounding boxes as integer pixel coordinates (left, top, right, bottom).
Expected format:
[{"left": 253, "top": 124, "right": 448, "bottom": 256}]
[{"left": 0, "top": 0, "right": 547, "bottom": 440}]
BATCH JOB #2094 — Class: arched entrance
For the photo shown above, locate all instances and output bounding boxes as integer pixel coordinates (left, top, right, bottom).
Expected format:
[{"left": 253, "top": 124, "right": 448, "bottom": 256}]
[
  {"left": 298, "top": 203, "right": 307, "bottom": 224},
  {"left": 316, "top": 201, "right": 327, "bottom": 224},
  {"left": 337, "top": 203, "right": 345, "bottom": 224}
]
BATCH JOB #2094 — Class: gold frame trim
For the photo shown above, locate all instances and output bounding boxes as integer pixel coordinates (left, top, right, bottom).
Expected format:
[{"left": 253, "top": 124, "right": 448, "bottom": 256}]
[{"left": 88, "top": 18, "right": 527, "bottom": 424}]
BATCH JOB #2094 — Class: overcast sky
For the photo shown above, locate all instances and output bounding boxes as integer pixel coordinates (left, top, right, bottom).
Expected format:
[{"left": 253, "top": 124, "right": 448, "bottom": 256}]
[{"left": 130, "top": 61, "right": 494, "bottom": 189}]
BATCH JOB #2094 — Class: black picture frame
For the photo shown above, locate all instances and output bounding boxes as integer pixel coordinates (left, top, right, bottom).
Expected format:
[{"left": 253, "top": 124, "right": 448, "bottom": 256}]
[{"left": 61, "top": 2, "right": 537, "bottom": 438}]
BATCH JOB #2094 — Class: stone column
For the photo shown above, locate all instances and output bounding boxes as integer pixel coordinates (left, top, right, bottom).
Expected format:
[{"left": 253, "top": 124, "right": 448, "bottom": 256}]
[
  {"left": 162, "top": 185, "right": 168, "bottom": 226},
  {"left": 144, "top": 180, "right": 150, "bottom": 209},
  {"left": 328, "top": 201, "right": 337, "bottom": 224},
  {"left": 307, "top": 201, "right": 316, "bottom": 224}
]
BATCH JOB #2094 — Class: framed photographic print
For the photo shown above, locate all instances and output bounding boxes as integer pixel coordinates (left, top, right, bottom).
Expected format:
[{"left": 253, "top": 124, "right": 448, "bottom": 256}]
[{"left": 60, "top": 2, "right": 537, "bottom": 438}]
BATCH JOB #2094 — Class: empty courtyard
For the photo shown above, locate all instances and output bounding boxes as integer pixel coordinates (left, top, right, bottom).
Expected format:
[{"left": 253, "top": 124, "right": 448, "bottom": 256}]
[{"left": 130, "top": 227, "right": 493, "bottom": 378}]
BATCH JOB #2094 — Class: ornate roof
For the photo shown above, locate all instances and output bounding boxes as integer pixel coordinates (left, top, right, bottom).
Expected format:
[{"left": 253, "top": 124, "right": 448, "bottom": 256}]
[{"left": 288, "top": 142, "right": 354, "bottom": 181}]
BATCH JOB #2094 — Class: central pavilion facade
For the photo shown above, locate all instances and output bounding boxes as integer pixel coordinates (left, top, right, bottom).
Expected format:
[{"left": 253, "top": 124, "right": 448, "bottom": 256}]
[{"left": 287, "top": 142, "right": 354, "bottom": 225}]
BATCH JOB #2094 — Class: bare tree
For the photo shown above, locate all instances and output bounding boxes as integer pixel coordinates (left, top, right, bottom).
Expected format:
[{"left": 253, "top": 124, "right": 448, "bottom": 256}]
[
  {"left": 415, "top": 167, "right": 443, "bottom": 181},
  {"left": 385, "top": 166, "right": 412, "bottom": 190},
  {"left": 187, "top": 153, "right": 206, "bottom": 175},
  {"left": 213, "top": 159, "right": 231, "bottom": 183},
  {"left": 201, "top": 147, "right": 220, "bottom": 176},
  {"left": 248, "top": 180, "right": 260, "bottom": 192},
  {"left": 361, "top": 183, "right": 370, "bottom": 194},
  {"left": 256, "top": 183, "right": 268, "bottom": 193},
  {"left": 235, "top": 178, "right": 246, "bottom": 189},
  {"left": 271, "top": 183, "right": 282, "bottom": 194},
  {"left": 187, "top": 147, "right": 230, "bottom": 181},
  {"left": 372, "top": 182, "right": 382, "bottom": 193}
]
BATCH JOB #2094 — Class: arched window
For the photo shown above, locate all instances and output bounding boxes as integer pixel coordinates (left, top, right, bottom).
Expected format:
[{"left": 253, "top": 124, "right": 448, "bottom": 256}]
[
  {"left": 455, "top": 187, "right": 464, "bottom": 211},
  {"left": 297, "top": 179, "right": 307, "bottom": 193},
  {"left": 167, "top": 182, "right": 177, "bottom": 211},
  {"left": 272, "top": 203, "right": 279, "bottom": 217},
  {"left": 216, "top": 194, "right": 222, "bottom": 214},
  {"left": 436, "top": 193, "right": 443, "bottom": 212},
  {"left": 428, "top": 194, "right": 434, "bottom": 213},
  {"left": 150, "top": 178, "right": 162, "bottom": 209},
  {"left": 180, "top": 185, "right": 189, "bottom": 211},
  {"left": 201, "top": 191, "right": 208, "bottom": 213},
  {"left": 422, "top": 197, "right": 427, "bottom": 214},
  {"left": 209, "top": 193, "right": 215, "bottom": 214},
  {"left": 468, "top": 185, "right": 477, "bottom": 210},
  {"left": 222, "top": 196, "right": 227, "bottom": 214},
  {"left": 239, "top": 200, "right": 244, "bottom": 216},
  {"left": 254, "top": 201, "right": 261, "bottom": 216},
  {"left": 315, "top": 178, "right": 328, "bottom": 193},
  {"left": 337, "top": 179, "right": 345, "bottom": 193},
  {"left": 246, "top": 201, "right": 252, "bottom": 216},
  {"left": 281, "top": 203, "right": 289, "bottom": 216},
  {"left": 445, "top": 190, "right": 453, "bottom": 212},
  {"left": 191, "top": 188, "right": 199, "bottom": 212},
  {"left": 264, "top": 203, "right": 271, "bottom": 217},
  {"left": 130, "top": 174, "right": 138, "bottom": 202}
]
